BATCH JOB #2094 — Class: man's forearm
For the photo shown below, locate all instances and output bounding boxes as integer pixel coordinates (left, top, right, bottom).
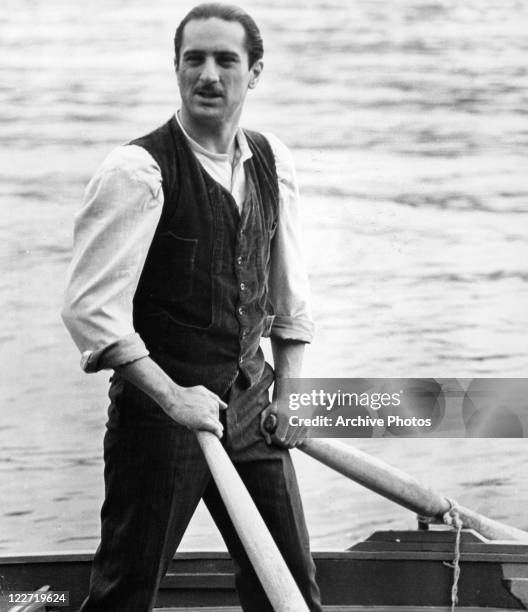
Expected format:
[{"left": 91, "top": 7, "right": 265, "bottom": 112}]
[
  {"left": 116, "top": 356, "right": 226, "bottom": 437},
  {"left": 262, "top": 338, "right": 308, "bottom": 447},
  {"left": 271, "top": 337, "right": 306, "bottom": 380},
  {"left": 116, "top": 356, "right": 181, "bottom": 411}
]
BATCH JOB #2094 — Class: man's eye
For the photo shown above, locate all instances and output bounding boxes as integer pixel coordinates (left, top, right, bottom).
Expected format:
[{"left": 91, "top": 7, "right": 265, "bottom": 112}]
[
  {"left": 185, "top": 55, "right": 203, "bottom": 65},
  {"left": 218, "top": 57, "right": 237, "bottom": 66}
]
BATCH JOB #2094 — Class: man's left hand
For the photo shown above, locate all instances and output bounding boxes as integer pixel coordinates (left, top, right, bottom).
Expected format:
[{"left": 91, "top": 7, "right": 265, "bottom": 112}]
[{"left": 260, "top": 399, "right": 308, "bottom": 449}]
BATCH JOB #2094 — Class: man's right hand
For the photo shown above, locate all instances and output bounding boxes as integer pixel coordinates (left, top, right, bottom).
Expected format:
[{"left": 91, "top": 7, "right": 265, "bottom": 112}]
[
  {"left": 115, "top": 357, "right": 227, "bottom": 439},
  {"left": 164, "top": 385, "right": 227, "bottom": 439}
]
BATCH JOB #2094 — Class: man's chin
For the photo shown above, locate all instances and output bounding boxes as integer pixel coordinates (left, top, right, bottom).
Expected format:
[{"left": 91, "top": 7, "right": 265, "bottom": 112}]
[{"left": 188, "top": 105, "right": 225, "bottom": 123}]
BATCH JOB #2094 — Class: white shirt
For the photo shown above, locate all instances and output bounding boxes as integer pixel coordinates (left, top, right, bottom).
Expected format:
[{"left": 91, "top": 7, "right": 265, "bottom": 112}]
[{"left": 62, "top": 114, "right": 314, "bottom": 372}]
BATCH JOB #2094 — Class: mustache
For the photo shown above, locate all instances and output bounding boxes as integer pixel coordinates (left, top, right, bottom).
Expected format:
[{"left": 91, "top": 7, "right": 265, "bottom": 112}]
[{"left": 194, "top": 84, "right": 223, "bottom": 96}]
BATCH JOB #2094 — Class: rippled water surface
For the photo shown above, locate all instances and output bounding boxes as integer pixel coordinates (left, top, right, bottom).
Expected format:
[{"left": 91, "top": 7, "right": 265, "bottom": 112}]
[{"left": 1, "top": 0, "right": 528, "bottom": 553}]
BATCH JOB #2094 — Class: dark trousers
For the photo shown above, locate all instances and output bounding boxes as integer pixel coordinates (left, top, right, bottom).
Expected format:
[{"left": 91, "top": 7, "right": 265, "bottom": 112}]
[{"left": 79, "top": 370, "right": 322, "bottom": 612}]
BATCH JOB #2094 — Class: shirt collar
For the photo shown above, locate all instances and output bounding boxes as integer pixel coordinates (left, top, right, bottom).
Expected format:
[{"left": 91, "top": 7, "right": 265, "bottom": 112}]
[{"left": 175, "top": 111, "right": 253, "bottom": 165}]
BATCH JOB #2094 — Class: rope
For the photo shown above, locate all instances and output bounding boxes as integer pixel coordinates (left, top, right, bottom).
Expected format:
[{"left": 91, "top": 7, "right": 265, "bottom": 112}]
[{"left": 442, "top": 498, "right": 463, "bottom": 612}]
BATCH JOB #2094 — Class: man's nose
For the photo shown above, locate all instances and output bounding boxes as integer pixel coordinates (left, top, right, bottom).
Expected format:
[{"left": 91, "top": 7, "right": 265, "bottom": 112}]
[{"left": 199, "top": 57, "right": 220, "bottom": 83}]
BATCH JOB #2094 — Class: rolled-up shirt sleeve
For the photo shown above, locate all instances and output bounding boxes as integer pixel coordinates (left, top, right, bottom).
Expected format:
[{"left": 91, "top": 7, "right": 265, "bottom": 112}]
[
  {"left": 61, "top": 145, "right": 163, "bottom": 372},
  {"left": 264, "top": 133, "right": 315, "bottom": 343}
]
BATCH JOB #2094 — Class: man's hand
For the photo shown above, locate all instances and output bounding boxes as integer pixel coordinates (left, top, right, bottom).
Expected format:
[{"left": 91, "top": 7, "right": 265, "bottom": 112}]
[
  {"left": 260, "top": 338, "right": 308, "bottom": 448},
  {"left": 115, "top": 357, "right": 227, "bottom": 439},
  {"left": 260, "top": 396, "right": 308, "bottom": 448},
  {"left": 165, "top": 385, "right": 227, "bottom": 439}
]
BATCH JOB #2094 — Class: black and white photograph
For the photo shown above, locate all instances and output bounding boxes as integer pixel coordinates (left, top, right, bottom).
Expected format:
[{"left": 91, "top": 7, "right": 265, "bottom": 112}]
[{"left": 1, "top": 0, "right": 528, "bottom": 610}]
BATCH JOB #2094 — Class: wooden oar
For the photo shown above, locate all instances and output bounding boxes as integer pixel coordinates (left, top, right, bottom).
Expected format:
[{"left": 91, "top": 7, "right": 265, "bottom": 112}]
[
  {"left": 195, "top": 431, "right": 310, "bottom": 612},
  {"left": 299, "top": 438, "right": 528, "bottom": 542},
  {"left": 264, "top": 414, "right": 528, "bottom": 542}
]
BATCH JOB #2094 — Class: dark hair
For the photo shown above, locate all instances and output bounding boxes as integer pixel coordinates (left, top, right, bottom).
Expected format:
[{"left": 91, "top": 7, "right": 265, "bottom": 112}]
[{"left": 174, "top": 3, "right": 264, "bottom": 68}]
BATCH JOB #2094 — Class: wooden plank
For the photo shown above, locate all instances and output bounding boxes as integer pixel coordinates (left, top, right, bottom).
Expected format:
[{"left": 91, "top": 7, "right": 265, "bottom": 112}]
[
  {"left": 162, "top": 571, "right": 235, "bottom": 589},
  {"left": 0, "top": 552, "right": 94, "bottom": 564},
  {"left": 155, "top": 607, "right": 519, "bottom": 612}
]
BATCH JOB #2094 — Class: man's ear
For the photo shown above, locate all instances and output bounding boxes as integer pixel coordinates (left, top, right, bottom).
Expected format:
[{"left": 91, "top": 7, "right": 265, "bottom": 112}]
[
  {"left": 174, "top": 56, "right": 183, "bottom": 88},
  {"left": 248, "top": 60, "right": 264, "bottom": 89}
]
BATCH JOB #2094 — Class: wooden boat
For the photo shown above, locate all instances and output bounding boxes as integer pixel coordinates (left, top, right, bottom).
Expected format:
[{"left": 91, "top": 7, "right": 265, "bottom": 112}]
[
  {"left": 3, "top": 437, "right": 528, "bottom": 611},
  {"left": 2, "top": 527, "right": 528, "bottom": 611}
]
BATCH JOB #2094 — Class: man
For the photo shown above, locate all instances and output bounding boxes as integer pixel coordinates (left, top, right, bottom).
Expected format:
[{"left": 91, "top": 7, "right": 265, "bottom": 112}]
[{"left": 62, "top": 4, "right": 321, "bottom": 611}]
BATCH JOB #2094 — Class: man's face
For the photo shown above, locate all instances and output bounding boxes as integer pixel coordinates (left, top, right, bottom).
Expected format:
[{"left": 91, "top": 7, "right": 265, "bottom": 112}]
[{"left": 176, "top": 18, "right": 262, "bottom": 128}]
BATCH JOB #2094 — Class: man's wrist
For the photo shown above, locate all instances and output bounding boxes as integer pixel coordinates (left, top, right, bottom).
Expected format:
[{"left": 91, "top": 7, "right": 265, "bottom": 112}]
[{"left": 159, "top": 382, "right": 185, "bottom": 416}]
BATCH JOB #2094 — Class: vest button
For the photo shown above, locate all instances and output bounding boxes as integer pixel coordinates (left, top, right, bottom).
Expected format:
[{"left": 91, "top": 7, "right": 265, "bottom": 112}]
[
  {"left": 236, "top": 256, "right": 243, "bottom": 265},
  {"left": 240, "top": 282, "right": 246, "bottom": 291},
  {"left": 238, "top": 306, "right": 245, "bottom": 316},
  {"left": 239, "top": 356, "right": 244, "bottom": 364}
]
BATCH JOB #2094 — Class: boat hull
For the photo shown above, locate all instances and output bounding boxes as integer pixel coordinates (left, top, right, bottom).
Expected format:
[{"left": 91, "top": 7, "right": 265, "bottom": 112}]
[{"left": 1, "top": 530, "right": 527, "bottom": 611}]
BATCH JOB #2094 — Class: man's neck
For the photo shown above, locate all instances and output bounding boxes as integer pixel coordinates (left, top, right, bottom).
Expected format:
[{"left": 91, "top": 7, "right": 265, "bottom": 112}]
[{"left": 178, "top": 109, "right": 238, "bottom": 156}]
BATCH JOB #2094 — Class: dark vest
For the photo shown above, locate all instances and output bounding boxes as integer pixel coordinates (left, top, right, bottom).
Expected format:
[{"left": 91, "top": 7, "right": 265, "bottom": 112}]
[{"left": 129, "top": 117, "right": 279, "bottom": 398}]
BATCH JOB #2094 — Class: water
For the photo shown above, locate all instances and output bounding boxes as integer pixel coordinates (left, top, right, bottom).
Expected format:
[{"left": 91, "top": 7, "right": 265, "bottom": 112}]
[{"left": 1, "top": 0, "right": 528, "bottom": 553}]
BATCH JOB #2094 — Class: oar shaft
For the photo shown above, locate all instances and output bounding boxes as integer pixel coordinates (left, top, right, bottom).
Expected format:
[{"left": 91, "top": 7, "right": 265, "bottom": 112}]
[
  {"left": 196, "top": 431, "right": 310, "bottom": 612},
  {"left": 454, "top": 504, "right": 528, "bottom": 542},
  {"left": 299, "top": 438, "right": 528, "bottom": 542},
  {"left": 301, "top": 438, "right": 447, "bottom": 516}
]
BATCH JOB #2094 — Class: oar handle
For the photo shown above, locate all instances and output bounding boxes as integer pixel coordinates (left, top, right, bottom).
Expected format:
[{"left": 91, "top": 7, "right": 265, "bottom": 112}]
[
  {"left": 264, "top": 414, "right": 528, "bottom": 542},
  {"left": 196, "top": 430, "right": 310, "bottom": 612},
  {"left": 264, "top": 413, "right": 279, "bottom": 434}
]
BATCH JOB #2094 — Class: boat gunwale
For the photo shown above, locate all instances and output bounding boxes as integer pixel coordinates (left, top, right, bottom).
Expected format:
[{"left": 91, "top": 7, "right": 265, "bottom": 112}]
[{"left": 2, "top": 547, "right": 528, "bottom": 565}]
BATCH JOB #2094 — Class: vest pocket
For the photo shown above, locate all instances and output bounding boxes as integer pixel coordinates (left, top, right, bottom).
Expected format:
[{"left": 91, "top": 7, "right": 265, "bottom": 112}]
[{"left": 144, "top": 231, "right": 197, "bottom": 303}]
